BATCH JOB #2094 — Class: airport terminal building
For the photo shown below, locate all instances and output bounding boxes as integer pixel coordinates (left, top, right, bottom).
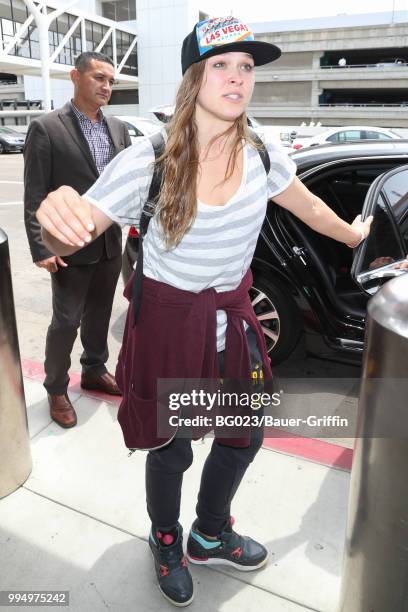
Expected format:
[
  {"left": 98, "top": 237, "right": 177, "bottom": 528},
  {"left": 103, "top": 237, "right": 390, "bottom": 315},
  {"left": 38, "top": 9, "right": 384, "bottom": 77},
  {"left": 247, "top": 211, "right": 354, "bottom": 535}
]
[{"left": 0, "top": 1, "right": 407, "bottom": 127}]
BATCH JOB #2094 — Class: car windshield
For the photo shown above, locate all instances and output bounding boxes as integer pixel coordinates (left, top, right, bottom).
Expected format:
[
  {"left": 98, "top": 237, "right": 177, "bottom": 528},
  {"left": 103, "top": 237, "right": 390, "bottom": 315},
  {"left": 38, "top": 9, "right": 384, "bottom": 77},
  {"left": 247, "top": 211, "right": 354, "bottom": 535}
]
[{"left": 0, "top": 127, "right": 19, "bottom": 135}]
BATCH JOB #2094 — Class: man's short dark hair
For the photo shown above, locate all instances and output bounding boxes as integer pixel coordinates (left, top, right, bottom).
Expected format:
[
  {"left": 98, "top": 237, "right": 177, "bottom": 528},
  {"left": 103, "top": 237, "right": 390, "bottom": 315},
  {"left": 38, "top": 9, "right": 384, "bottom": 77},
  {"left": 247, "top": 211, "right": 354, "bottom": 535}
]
[{"left": 74, "top": 52, "right": 114, "bottom": 71}]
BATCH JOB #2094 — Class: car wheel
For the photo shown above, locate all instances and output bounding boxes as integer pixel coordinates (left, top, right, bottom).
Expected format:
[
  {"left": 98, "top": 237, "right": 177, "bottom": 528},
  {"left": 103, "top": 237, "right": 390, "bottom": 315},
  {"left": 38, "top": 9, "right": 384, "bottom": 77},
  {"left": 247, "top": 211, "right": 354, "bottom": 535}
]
[
  {"left": 0, "top": 143, "right": 4, "bottom": 154},
  {"left": 249, "top": 276, "right": 302, "bottom": 365}
]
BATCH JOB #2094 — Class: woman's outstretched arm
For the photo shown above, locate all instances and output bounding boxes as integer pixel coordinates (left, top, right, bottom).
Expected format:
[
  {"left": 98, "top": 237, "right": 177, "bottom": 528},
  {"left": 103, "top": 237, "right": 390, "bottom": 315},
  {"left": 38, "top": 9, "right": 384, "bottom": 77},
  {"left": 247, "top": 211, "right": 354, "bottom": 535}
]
[{"left": 272, "top": 177, "right": 372, "bottom": 248}]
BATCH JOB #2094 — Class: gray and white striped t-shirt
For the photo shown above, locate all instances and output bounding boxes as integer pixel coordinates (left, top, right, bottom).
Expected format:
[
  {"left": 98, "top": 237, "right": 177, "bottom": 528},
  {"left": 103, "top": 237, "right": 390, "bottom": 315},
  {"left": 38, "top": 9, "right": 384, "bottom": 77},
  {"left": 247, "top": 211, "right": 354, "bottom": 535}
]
[{"left": 85, "top": 132, "right": 296, "bottom": 351}]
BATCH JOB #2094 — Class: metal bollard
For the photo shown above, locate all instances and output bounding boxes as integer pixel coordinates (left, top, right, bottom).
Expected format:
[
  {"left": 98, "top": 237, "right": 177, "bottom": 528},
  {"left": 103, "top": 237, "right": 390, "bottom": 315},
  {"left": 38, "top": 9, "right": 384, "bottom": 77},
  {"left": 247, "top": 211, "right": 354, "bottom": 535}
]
[
  {"left": 338, "top": 273, "right": 408, "bottom": 612},
  {"left": 0, "top": 228, "right": 32, "bottom": 498}
]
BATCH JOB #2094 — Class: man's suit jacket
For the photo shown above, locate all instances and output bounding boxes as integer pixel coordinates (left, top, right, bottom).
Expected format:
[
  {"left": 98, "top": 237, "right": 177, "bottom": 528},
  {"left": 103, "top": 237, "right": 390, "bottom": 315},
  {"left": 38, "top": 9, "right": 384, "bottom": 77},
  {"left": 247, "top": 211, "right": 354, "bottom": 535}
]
[{"left": 24, "top": 101, "right": 132, "bottom": 266}]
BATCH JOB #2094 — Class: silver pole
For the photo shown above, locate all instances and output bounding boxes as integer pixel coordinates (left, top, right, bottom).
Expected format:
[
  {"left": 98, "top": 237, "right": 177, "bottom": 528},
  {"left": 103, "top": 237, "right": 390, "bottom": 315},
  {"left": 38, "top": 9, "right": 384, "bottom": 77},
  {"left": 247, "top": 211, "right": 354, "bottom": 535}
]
[
  {"left": 0, "top": 229, "right": 32, "bottom": 498},
  {"left": 338, "top": 273, "right": 408, "bottom": 611}
]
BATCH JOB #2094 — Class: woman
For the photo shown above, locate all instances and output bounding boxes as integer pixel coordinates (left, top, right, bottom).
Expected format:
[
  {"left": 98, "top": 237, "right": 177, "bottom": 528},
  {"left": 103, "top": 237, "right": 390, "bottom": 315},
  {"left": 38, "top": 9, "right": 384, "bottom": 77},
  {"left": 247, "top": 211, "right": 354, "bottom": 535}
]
[{"left": 36, "top": 16, "right": 372, "bottom": 608}]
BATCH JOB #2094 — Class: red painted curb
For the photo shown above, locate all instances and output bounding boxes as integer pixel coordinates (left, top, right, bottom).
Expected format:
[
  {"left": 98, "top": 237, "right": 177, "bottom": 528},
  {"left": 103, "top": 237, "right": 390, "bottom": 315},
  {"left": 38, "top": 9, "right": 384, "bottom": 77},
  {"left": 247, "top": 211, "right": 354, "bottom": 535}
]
[
  {"left": 21, "top": 358, "right": 353, "bottom": 470},
  {"left": 262, "top": 429, "right": 353, "bottom": 471},
  {"left": 21, "top": 358, "right": 121, "bottom": 406}
]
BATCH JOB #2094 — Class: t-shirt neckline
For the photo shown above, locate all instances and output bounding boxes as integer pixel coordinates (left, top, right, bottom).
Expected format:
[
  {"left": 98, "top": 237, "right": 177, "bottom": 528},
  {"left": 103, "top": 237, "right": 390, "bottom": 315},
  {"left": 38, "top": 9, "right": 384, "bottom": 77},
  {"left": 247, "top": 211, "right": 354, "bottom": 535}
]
[{"left": 197, "top": 144, "right": 248, "bottom": 211}]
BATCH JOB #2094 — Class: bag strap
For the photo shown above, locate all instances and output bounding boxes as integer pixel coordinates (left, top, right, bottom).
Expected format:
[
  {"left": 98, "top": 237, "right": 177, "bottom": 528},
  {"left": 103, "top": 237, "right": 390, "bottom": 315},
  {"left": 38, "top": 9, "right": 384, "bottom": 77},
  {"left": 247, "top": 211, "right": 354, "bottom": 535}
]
[
  {"left": 131, "top": 131, "right": 165, "bottom": 324},
  {"left": 131, "top": 128, "right": 270, "bottom": 324},
  {"left": 248, "top": 128, "right": 271, "bottom": 175}
]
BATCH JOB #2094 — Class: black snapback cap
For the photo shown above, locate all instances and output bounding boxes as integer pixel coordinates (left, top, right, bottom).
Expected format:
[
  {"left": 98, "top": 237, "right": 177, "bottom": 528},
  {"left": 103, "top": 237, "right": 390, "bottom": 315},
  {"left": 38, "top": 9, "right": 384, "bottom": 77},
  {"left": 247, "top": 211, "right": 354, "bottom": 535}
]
[{"left": 181, "top": 16, "right": 281, "bottom": 75}]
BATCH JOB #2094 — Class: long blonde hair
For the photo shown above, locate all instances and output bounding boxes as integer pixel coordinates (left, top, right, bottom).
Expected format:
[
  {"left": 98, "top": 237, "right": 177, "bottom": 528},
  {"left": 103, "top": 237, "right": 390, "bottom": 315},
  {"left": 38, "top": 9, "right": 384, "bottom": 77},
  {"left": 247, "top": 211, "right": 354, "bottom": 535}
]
[{"left": 156, "top": 60, "right": 259, "bottom": 249}]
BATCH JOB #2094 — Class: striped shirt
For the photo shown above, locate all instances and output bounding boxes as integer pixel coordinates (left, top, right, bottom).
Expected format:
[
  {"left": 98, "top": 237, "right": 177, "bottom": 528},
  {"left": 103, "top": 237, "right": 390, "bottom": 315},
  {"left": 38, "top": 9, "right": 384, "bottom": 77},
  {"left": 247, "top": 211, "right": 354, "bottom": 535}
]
[
  {"left": 85, "top": 132, "right": 296, "bottom": 350},
  {"left": 71, "top": 101, "right": 114, "bottom": 174}
]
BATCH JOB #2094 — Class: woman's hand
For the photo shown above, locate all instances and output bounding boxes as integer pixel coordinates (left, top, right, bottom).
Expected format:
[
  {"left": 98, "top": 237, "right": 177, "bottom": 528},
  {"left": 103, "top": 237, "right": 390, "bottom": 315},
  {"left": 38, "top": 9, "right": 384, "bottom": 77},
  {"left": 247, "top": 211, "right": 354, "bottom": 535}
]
[
  {"left": 36, "top": 186, "right": 95, "bottom": 248},
  {"left": 346, "top": 214, "right": 374, "bottom": 249}
]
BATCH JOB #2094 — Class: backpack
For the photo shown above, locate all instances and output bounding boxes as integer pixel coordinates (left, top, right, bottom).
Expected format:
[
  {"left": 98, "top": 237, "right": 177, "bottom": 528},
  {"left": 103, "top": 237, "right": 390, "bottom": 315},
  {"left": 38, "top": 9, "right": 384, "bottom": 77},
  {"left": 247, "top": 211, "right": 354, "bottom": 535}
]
[{"left": 131, "top": 129, "right": 271, "bottom": 323}]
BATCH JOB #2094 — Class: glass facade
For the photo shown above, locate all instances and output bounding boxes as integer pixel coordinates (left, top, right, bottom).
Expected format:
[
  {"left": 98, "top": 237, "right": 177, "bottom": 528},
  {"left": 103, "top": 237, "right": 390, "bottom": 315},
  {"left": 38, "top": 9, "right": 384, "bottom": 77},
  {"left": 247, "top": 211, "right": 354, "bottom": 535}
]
[
  {"left": 0, "top": 0, "right": 137, "bottom": 74},
  {"left": 102, "top": 0, "right": 136, "bottom": 22}
]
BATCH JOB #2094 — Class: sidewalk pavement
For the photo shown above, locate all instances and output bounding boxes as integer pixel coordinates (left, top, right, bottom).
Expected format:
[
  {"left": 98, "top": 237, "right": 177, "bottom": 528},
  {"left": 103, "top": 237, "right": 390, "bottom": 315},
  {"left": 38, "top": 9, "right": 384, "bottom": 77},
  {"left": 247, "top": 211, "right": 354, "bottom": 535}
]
[{"left": 0, "top": 362, "right": 352, "bottom": 612}]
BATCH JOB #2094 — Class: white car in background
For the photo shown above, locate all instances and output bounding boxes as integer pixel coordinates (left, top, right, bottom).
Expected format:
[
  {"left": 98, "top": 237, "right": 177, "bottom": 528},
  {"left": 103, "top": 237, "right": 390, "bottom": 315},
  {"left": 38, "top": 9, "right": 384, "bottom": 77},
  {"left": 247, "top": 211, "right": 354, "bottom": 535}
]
[
  {"left": 114, "top": 116, "right": 162, "bottom": 143},
  {"left": 292, "top": 126, "right": 402, "bottom": 150},
  {"left": 149, "top": 105, "right": 291, "bottom": 148}
]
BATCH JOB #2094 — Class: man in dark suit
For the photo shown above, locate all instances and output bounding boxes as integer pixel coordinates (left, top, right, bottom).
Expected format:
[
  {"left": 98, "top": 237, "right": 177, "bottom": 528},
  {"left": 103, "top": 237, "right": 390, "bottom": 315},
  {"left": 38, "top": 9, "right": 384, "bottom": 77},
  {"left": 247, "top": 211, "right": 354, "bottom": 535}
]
[{"left": 24, "top": 51, "right": 131, "bottom": 428}]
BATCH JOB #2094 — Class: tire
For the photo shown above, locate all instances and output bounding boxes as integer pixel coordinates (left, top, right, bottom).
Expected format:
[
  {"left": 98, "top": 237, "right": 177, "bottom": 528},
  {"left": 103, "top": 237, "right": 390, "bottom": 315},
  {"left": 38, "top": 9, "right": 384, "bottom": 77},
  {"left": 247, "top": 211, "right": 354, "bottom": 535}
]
[
  {"left": 0, "top": 143, "right": 4, "bottom": 154},
  {"left": 249, "top": 275, "right": 302, "bottom": 365}
]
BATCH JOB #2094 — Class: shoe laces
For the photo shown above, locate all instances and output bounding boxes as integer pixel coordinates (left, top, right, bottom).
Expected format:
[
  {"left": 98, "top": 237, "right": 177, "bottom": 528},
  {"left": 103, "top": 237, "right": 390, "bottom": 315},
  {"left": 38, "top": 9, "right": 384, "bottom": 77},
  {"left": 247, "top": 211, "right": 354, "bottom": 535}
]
[
  {"left": 231, "top": 546, "right": 243, "bottom": 559},
  {"left": 155, "top": 533, "right": 185, "bottom": 570},
  {"left": 159, "top": 564, "right": 169, "bottom": 577}
]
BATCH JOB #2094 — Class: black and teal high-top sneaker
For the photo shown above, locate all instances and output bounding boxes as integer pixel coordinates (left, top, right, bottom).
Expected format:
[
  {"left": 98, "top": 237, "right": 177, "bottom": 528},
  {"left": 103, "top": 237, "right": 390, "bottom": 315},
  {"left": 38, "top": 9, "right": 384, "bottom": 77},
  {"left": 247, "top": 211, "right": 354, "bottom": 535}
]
[
  {"left": 149, "top": 522, "right": 194, "bottom": 607},
  {"left": 187, "top": 516, "right": 268, "bottom": 571}
]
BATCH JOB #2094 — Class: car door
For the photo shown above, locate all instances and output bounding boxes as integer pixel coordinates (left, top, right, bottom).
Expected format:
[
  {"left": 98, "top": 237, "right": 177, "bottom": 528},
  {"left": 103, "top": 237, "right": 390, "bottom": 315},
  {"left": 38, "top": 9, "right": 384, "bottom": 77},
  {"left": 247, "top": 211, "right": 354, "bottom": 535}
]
[{"left": 351, "top": 164, "right": 408, "bottom": 295}]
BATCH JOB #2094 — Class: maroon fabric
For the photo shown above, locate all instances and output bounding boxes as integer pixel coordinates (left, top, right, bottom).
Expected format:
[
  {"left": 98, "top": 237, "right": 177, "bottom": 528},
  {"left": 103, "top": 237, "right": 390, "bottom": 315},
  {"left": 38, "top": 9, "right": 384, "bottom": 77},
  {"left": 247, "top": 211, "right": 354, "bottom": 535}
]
[{"left": 116, "top": 269, "right": 272, "bottom": 450}]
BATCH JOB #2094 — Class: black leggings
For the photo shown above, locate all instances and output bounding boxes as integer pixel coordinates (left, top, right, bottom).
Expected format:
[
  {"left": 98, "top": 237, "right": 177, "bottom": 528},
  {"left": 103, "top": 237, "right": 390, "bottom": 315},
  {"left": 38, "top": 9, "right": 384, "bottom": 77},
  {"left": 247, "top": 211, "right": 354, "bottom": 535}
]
[{"left": 145, "top": 328, "right": 264, "bottom": 536}]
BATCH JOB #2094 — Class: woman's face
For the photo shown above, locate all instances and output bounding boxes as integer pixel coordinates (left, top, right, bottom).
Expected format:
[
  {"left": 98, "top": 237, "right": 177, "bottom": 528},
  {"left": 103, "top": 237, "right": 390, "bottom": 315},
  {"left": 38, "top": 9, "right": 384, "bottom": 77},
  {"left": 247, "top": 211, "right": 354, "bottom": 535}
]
[{"left": 196, "top": 51, "right": 255, "bottom": 123}]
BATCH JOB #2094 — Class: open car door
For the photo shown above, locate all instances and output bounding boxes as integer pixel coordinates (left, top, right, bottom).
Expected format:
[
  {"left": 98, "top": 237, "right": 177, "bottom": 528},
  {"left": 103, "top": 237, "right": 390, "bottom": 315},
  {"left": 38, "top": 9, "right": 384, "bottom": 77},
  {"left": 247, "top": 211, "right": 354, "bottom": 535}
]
[{"left": 351, "top": 164, "right": 408, "bottom": 296}]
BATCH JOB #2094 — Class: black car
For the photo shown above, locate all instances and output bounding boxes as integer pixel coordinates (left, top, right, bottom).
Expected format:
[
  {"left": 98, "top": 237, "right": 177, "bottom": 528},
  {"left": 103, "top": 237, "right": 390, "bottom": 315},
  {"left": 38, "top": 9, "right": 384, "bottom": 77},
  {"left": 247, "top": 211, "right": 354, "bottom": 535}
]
[
  {"left": 122, "top": 140, "right": 408, "bottom": 364},
  {"left": 0, "top": 127, "right": 25, "bottom": 153}
]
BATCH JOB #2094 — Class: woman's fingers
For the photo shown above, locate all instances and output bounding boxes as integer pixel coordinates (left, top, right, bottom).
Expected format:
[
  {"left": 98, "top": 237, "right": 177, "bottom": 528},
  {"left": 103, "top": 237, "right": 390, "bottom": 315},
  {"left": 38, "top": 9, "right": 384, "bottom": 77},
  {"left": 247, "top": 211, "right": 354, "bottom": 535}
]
[
  {"left": 47, "top": 199, "right": 92, "bottom": 246},
  {"left": 351, "top": 214, "right": 374, "bottom": 239},
  {"left": 36, "top": 186, "right": 95, "bottom": 246},
  {"left": 362, "top": 215, "right": 374, "bottom": 237},
  {"left": 36, "top": 209, "right": 76, "bottom": 246},
  {"left": 59, "top": 186, "right": 95, "bottom": 233}
]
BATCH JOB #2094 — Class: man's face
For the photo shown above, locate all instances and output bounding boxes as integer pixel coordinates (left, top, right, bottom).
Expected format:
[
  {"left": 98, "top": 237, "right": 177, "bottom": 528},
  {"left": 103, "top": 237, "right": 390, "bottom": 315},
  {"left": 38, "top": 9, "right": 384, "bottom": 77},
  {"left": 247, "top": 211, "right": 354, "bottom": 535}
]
[{"left": 71, "top": 59, "right": 115, "bottom": 107}]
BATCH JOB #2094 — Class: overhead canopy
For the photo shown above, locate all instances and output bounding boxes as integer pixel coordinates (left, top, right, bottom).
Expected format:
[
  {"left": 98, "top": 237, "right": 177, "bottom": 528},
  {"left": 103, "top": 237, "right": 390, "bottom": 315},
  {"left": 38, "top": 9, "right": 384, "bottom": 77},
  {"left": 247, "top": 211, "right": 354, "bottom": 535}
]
[{"left": 0, "top": 0, "right": 138, "bottom": 84}]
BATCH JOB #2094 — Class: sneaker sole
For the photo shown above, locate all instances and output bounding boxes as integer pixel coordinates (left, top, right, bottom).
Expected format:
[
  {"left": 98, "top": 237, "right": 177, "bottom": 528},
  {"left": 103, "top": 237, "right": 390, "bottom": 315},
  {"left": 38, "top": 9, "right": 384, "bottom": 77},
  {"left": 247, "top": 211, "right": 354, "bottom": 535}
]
[
  {"left": 150, "top": 550, "right": 194, "bottom": 607},
  {"left": 186, "top": 551, "right": 269, "bottom": 572},
  {"left": 157, "top": 585, "right": 194, "bottom": 608}
]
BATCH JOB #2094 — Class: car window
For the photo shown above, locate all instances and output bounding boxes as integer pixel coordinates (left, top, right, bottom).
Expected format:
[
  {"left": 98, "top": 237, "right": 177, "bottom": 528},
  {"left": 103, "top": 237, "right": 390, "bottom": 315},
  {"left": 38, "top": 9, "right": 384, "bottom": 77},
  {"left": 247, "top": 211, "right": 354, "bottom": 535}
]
[
  {"left": 0, "top": 127, "right": 18, "bottom": 135},
  {"left": 365, "top": 131, "right": 392, "bottom": 140},
  {"left": 359, "top": 192, "right": 405, "bottom": 273},
  {"left": 337, "top": 131, "right": 362, "bottom": 142},
  {"left": 326, "top": 133, "right": 339, "bottom": 143},
  {"left": 381, "top": 170, "right": 408, "bottom": 250},
  {"left": 125, "top": 122, "right": 143, "bottom": 137}
]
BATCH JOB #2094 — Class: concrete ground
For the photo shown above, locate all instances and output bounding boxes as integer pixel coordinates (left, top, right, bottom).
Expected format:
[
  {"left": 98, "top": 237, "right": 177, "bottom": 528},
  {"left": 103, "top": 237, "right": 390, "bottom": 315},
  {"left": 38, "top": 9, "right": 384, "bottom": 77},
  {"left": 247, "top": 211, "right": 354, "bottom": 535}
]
[
  {"left": 1, "top": 153, "right": 355, "bottom": 611},
  {"left": 1, "top": 373, "right": 350, "bottom": 612}
]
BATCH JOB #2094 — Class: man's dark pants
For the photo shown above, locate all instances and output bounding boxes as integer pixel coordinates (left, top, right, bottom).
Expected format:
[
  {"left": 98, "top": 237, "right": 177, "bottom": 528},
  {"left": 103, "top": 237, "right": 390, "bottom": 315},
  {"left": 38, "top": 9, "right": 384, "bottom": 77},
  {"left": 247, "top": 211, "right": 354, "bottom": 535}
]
[{"left": 44, "top": 253, "right": 122, "bottom": 395}]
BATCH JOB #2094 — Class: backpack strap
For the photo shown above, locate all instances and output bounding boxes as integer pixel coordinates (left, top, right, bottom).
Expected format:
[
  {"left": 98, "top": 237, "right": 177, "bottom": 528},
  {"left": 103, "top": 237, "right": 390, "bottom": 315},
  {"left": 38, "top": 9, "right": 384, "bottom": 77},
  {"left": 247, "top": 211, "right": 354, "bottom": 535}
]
[
  {"left": 132, "top": 131, "right": 165, "bottom": 324},
  {"left": 248, "top": 128, "right": 270, "bottom": 175}
]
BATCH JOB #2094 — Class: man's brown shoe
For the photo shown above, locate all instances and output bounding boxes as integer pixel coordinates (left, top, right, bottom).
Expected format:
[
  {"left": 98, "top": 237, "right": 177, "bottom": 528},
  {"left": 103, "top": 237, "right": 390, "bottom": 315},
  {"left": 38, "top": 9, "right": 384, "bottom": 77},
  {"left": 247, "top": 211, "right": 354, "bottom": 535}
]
[
  {"left": 80, "top": 371, "right": 122, "bottom": 396},
  {"left": 48, "top": 393, "right": 77, "bottom": 428}
]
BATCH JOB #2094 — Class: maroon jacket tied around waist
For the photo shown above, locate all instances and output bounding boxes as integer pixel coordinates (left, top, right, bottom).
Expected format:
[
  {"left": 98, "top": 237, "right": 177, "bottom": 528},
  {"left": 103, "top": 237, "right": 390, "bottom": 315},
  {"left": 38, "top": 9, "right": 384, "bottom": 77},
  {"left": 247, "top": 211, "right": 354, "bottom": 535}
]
[{"left": 116, "top": 268, "right": 272, "bottom": 451}]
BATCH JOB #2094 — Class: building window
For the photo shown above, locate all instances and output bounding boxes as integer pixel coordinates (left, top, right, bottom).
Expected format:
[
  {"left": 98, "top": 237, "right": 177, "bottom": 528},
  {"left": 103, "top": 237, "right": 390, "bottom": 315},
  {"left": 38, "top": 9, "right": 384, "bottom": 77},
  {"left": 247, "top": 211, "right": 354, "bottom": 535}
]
[
  {"left": 109, "top": 88, "right": 138, "bottom": 104},
  {"left": 102, "top": 0, "right": 136, "bottom": 22}
]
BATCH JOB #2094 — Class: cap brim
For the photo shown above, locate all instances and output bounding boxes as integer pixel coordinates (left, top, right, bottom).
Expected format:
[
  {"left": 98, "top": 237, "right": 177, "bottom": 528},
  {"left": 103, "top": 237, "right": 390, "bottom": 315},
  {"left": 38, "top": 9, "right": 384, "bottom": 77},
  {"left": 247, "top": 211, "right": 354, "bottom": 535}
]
[{"left": 199, "top": 40, "right": 281, "bottom": 67}]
